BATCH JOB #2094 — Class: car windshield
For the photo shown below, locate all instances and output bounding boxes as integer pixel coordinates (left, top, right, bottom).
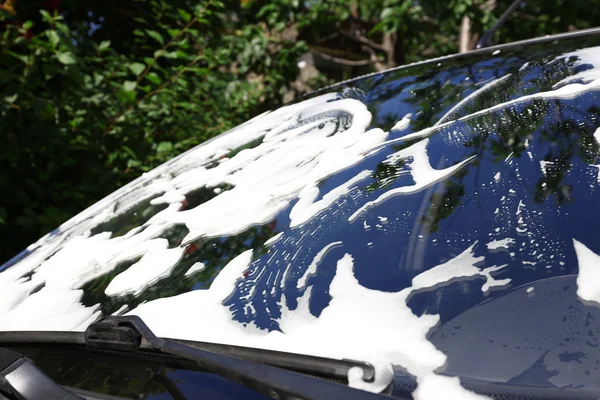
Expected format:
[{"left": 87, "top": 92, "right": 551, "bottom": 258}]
[{"left": 3, "top": 33, "right": 600, "bottom": 397}]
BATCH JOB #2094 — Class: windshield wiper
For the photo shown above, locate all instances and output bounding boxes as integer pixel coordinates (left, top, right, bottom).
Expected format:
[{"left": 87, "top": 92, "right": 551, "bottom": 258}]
[{"left": 0, "top": 316, "right": 387, "bottom": 400}]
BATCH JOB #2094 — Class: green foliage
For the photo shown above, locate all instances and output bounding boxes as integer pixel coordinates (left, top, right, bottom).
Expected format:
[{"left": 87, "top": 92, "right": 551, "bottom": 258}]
[
  {"left": 2, "top": 0, "right": 600, "bottom": 264},
  {"left": 0, "top": 0, "right": 304, "bottom": 263}
]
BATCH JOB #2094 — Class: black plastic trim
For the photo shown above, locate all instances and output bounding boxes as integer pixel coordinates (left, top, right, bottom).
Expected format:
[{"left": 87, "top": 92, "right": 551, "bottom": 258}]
[{"left": 0, "top": 329, "right": 373, "bottom": 384}]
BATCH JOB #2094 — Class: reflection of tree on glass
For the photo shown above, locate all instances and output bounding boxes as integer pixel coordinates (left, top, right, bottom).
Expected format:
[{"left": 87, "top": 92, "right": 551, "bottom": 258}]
[{"left": 81, "top": 223, "right": 277, "bottom": 317}]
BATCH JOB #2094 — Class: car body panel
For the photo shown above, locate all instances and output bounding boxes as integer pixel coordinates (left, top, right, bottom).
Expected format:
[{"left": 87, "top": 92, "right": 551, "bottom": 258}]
[{"left": 3, "top": 32, "right": 600, "bottom": 396}]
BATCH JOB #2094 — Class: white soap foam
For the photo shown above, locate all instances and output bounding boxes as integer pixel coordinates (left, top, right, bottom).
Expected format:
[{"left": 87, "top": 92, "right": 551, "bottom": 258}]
[
  {"left": 0, "top": 281, "right": 37, "bottom": 314},
  {"left": 105, "top": 241, "right": 185, "bottom": 296},
  {"left": 486, "top": 238, "right": 515, "bottom": 251},
  {"left": 296, "top": 241, "right": 342, "bottom": 289},
  {"left": 392, "top": 114, "right": 412, "bottom": 131},
  {"left": 349, "top": 139, "right": 476, "bottom": 222},
  {"left": 553, "top": 46, "right": 600, "bottom": 87},
  {"left": 573, "top": 239, "right": 600, "bottom": 303},
  {"left": 0, "top": 92, "right": 387, "bottom": 306},
  {"left": 414, "top": 374, "right": 492, "bottom": 400},
  {"left": 6, "top": 49, "right": 600, "bottom": 396},
  {"left": 435, "top": 74, "right": 512, "bottom": 127},
  {"left": 0, "top": 287, "right": 100, "bottom": 331},
  {"left": 184, "top": 262, "right": 206, "bottom": 277},
  {"left": 130, "top": 244, "right": 492, "bottom": 398},
  {"left": 290, "top": 171, "right": 373, "bottom": 228},
  {"left": 458, "top": 77, "right": 600, "bottom": 123},
  {"left": 412, "top": 242, "right": 510, "bottom": 293},
  {"left": 264, "top": 232, "right": 284, "bottom": 246}
]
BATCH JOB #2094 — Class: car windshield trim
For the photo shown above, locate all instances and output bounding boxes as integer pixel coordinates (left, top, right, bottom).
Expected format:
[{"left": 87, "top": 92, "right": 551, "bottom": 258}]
[{"left": 307, "top": 27, "right": 600, "bottom": 100}]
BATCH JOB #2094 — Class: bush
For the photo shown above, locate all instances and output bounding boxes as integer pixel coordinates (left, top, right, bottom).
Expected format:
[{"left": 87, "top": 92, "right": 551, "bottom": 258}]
[{"left": 0, "top": 0, "right": 305, "bottom": 263}]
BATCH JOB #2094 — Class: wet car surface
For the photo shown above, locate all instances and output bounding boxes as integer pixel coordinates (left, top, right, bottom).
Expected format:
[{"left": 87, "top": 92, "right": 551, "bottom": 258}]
[{"left": 3, "top": 32, "right": 600, "bottom": 398}]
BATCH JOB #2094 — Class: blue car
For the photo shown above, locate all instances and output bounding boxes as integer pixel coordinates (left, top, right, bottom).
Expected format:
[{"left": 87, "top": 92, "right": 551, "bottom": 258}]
[{"left": 2, "top": 27, "right": 600, "bottom": 400}]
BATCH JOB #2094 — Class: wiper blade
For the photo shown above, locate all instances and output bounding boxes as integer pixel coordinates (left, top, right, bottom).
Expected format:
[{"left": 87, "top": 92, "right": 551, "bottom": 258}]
[
  {"left": 85, "top": 316, "right": 385, "bottom": 400},
  {"left": 0, "top": 323, "right": 376, "bottom": 388},
  {"left": 0, "top": 316, "right": 387, "bottom": 400}
]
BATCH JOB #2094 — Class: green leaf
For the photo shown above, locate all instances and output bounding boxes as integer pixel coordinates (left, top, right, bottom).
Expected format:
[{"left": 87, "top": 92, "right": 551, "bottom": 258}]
[
  {"left": 146, "top": 29, "right": 164, "bottom": 45},
  {"left": 163, "top": 51, "right": 179, "bottom": 59},
  {"left": 22, "top": 20, "right": 34, "bottom": 30},
  {"left": 57, "top": 52, "right": 76, "bottom": 65},
  {"left": 123, "top": 80, "right": 137, "bottom": 91},
  {"left": 146, "top": 72, "right": 162, "bottom": 85},
  {"left": 128, "top": 62, "right": 146, "bottom": 76},
  {"left": 178, "top": 9, "right": 192, "bottom": 22},
  {"left": 156, "top": 141, "right": 173, "bottom": 153},
  {"left": 4, "top": 94, "right": 18, "bottom": 104},
  {"left": 40, "top": 9, "right": 53, "bottom": 23},
  {"left": 32, "top": 97, "right": 55, "bottom": 121},
  {"left": 69, "top": 117, "right": 84, "bottom": 128},
  {"left": 127, "top": 159, "right": 142, "bottom": 168},
  {"left": 98, "top": 40, "right": 111, "bottom": 51},
  {"left": 121, "top": 146, "right": 137, "bottom": 159},
  {"left": 8, "top": 51, "right": 29, "bottom": 64},
  {"left": 47, "top": 30, "right": 60, "bottom": 46}
]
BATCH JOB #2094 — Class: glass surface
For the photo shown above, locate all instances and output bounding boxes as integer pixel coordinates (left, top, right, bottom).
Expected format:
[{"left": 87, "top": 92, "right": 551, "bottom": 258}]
[
  {"left": 3, "top": 34, "right": 600, "bottom": 396},
  {"left": 18, "top": 346, "right": 269, "bottom": 400}
]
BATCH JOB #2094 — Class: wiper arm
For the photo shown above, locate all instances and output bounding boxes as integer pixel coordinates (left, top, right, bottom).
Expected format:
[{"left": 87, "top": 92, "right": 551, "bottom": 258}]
[
  {"left": 0, "top": 326, "right": 375, "bottom": 385},
  {"left": 84, "top": 316, "right": 386, "bottom": 399},
  {"left": 0, "top": 316, "right": 387, "bottom": 400}
]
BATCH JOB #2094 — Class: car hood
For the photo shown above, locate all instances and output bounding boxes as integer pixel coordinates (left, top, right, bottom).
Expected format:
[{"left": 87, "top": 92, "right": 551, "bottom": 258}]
[{"left": 3, "top": 32, "right": 600, "bottom": 396}]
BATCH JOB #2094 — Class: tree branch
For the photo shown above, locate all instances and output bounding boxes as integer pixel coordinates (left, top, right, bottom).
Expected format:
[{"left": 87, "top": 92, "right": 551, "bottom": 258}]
[
  {"left": 339, "top": 29, "right": 386, "bottom": 51},
  {"left": 310, "top": 48, "right": 374, "bottom": 66},
  {"left": 459, "top": 15, "right": 471, "bottom": 53},
  {"left": 315, "top": 31, "right": 340, "bottom": 44}
]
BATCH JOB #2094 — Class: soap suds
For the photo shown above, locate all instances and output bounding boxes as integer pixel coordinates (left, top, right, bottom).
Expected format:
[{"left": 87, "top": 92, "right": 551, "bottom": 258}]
[
  {"left": 296, "top": 241, "right": 342, "bottom": 289},
  {"left": 349, "top": 139, "right": 475, "bottom": 221},
  {"left": 412, "top": 242, "right": 510, "bottom": 293},
  {"left": 290, "top": 170, "right": 373, "bottom": 228},
  {"left": 185, "top": 262, "right": 206, "bottom": 277},
  {"left": 574, "top": 239, "right": 600, "bottom": 303},
  {"left": 392, "top": 114, "right": 412, "bottom": 131},
  {"left": 553, "top": 46, "right": 600, "bottom": 87},
  {"left": 0, "top": 92, "right": 388, "bottom": 321},
  {"left": 0, "top": 287, "right": 100, "bottom": 331},
  {"left": 4, "top": 47, "right": 600, "bottom": 397},
  {"left": 486, "top": 238, "right": 515, "bottom": 251},
  {"left": 414, "top": 374, "right": 491, "bottom": 400},
  {"left": 105, "top": 240, "right": 185, "bottom": 296},
  {"left": 435, "top": 74, "right": 512, "bottom": 127},
  {"left": 131, "top": 246, "right": 492, "bottom": 398}
]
